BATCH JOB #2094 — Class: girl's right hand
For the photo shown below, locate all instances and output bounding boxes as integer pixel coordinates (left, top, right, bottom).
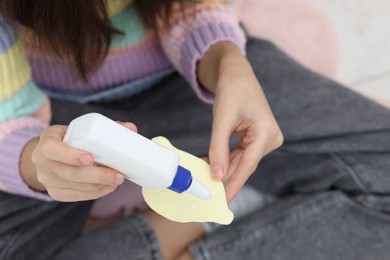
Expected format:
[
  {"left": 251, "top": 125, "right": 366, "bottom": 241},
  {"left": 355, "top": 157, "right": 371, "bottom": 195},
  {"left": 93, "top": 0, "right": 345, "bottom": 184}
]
[{"left": 30, "top": 122, "right": 137, "bottom": 202}]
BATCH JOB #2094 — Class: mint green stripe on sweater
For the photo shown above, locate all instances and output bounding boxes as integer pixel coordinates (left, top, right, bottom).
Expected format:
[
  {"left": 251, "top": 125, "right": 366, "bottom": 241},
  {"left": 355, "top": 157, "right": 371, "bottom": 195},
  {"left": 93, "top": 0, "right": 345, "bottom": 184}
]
[
  {"left": 0, "top": 81, "right": 45, "bottom": 122},
  {"left": 110, "top": 5, "right": 147, "bottom": 48}
]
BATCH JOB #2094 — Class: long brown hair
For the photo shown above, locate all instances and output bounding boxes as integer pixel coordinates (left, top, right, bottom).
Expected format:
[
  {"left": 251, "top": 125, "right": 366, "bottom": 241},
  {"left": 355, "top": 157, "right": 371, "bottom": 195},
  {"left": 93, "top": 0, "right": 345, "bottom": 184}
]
[{"left": 0, "top": 0, "right": 189, "bottom": 80}]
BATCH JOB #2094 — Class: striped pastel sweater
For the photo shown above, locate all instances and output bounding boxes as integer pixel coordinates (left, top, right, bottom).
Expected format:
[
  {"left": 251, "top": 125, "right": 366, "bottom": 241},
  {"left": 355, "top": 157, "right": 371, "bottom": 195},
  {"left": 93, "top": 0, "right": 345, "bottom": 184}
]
[{"left": 0, "top": 0, "right": 245, "bottom": 200}]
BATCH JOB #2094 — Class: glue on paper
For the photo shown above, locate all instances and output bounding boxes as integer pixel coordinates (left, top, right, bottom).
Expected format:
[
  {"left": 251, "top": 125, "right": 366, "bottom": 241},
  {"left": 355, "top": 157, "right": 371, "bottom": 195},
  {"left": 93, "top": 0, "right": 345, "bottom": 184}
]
[{"left": 142, "top": 137, "right": 234, "bottom": 224}]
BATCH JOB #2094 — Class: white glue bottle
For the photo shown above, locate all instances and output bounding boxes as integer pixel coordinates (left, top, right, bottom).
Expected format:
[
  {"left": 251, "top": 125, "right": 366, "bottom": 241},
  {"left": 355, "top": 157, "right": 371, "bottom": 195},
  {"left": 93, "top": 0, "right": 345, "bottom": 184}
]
[{"left": 63, "top": 113, "right": 212, "bottom": 200}]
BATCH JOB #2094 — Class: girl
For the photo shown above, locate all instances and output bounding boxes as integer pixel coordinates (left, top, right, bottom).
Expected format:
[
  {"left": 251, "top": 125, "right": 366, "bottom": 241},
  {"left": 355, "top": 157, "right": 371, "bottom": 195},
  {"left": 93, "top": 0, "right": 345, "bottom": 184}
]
[{"left": 1, "top": 1, "right": 390, "bottom": 259}]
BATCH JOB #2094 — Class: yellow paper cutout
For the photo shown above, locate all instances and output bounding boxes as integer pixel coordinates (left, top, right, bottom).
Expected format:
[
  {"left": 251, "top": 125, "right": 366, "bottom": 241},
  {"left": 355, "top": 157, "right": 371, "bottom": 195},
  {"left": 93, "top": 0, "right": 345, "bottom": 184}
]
[{"left": 142, "top": 137, "right": 234, "bottom": 225}]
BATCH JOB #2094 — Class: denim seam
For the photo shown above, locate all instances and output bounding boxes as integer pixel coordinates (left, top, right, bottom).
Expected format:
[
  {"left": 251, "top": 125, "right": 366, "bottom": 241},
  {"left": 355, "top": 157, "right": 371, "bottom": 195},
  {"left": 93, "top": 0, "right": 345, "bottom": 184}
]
[
  {"left": 341, "top": 194, "right": 390, "bottom": 223},
  {"left": 219, "top": 192, "right": 339, "bottom": 253},
  {"left": 189, "top": 240, "right": 212, "bottom": 260},
  {"left": 199, "top": 192, "right": 341, "bottom": 255},
  {"left": 129, "top": 214, "right": 162, "bottom": 260},
  {"left": 0, "top": 226, "right": 25, "bottom": 260},
  {"left": 330, "top": 153, "right": 370, "bottom": 193}
]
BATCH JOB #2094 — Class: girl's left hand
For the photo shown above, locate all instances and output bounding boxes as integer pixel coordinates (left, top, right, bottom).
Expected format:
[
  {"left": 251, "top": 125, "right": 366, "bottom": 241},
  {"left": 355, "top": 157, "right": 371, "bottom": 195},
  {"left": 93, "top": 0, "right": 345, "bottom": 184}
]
[{"left": 199, "top": 42, "right": 284, "bottom": 203}]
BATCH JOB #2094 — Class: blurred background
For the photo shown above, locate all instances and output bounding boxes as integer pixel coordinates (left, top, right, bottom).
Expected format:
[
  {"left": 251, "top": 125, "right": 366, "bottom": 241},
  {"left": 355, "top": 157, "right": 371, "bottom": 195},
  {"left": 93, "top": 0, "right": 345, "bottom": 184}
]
[{"left": 232, "top": 0, "right": 390, "bottom": 108}]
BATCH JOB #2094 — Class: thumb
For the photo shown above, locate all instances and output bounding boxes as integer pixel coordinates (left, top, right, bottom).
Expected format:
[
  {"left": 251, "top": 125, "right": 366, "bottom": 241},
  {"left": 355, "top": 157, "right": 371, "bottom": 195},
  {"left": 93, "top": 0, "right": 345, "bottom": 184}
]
[
  {"left": 117, "top": 121, "right": 138, "bottom": 133},
  {"left": 209, "top": 116, "right": 232, "bottom": 180}
]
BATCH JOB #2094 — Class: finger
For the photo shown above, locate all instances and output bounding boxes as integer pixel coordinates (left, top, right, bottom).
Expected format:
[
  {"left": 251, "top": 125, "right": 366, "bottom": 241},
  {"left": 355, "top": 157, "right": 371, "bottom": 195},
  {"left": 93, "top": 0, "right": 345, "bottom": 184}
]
[
  {"left": 117, "top": 121, "right": 138, "bottom": 133},
  {"left": 225, "top": 149, "right": 243, "bottom": 181},
  {"left": 41, "top": 126, "right": 94, "bottom": 166},
  {"left": 225, "top": 143, "right": 264, "bottom": 203},
  {"left": 51, "top": 163, "right": 124, "bottom": 186},
  {"left": 201, "top": 157, "right": 210, "bottom": 164},
  {"left": 209, "top": 116, "right": 233, "bottom": 180},
  {"left": 48, "top": 185, "right": 117, "bottom": 202},
  {"left": 37, "top": 170, "right": 107, "bottom": 191}
]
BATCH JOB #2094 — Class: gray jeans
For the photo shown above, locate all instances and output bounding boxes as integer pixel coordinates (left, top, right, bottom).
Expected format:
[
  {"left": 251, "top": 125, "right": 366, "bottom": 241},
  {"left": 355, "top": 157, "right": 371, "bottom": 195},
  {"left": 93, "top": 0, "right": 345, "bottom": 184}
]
[{"left": 1, "top": 37, "right": 390, "bottom": 260}]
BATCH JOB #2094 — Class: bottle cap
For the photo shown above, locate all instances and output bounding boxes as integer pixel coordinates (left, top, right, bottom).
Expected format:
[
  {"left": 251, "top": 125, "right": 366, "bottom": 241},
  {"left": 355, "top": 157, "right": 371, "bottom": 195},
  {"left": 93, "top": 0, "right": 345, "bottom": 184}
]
[
  {"left": 168, "top": 166, "right": 213, "bottom": 200},
  {"left": 168, "top": 166, "right": 192, "bottom": 193}
]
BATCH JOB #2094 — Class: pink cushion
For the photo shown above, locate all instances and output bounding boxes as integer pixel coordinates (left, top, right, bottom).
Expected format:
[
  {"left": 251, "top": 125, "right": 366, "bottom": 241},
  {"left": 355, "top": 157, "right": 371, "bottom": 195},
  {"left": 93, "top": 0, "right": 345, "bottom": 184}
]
[{"left": 232, "top": 0, "right": 338, "bottom": 79}]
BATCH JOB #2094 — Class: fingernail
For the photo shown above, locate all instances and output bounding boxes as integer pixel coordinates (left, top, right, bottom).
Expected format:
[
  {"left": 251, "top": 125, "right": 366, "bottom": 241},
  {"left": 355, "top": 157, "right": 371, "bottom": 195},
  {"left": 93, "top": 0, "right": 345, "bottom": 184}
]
[
  {"left": 212, "top": 165, "right": 223, "bottom": 179},
  {"left": 125, "top": 122, "right": 137, "bottom": 132},
  {"left": 114, "top": 174, "right": 124, "bottom": 185},
  {"left": 80, "top": 155, "right": 92, "bottom": 166}
]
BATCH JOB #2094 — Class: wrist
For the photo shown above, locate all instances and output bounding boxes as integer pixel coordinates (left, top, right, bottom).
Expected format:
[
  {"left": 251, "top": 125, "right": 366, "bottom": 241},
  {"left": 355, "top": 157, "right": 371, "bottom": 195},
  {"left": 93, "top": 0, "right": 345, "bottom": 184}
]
[
  {"left": 20, "top": 138, "right": 46, "bottom": 191},
  {"left": 216, "top": 51, "right": 253, "bottom": 94},
  {"left": 198, "top": 41, "right": 245, "bottom": 94}
]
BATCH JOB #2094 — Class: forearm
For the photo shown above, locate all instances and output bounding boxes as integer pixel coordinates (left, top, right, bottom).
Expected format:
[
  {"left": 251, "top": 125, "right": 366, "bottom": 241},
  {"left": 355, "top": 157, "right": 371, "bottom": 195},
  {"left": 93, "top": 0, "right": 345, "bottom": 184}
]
[
  {"left": 20, "top": 137, "right": 46, "bottom": 191},
  {"left": 198, "top": 41, "right": 252, "bottom": 94}
]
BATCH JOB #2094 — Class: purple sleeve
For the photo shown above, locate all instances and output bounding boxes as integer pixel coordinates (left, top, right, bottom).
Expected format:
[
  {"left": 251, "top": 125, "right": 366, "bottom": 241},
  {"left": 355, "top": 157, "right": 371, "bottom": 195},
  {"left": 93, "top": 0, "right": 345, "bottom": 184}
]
[
  {"left": 158, "top": 3, "right": 246, "bottom": 103},
  {"left": 0, "top": 123, "right": 52, "bottom": 201}
]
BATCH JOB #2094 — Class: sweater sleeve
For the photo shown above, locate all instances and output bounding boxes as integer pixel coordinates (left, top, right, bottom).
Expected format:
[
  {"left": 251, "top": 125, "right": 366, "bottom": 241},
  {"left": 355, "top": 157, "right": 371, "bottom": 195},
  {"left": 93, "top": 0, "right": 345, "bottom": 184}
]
[
  {"left": 157, "top": 0, "right": 246, "bottom": 103},
  {"left": 0, "top": 16, "right": 52, "bottom": 201}
]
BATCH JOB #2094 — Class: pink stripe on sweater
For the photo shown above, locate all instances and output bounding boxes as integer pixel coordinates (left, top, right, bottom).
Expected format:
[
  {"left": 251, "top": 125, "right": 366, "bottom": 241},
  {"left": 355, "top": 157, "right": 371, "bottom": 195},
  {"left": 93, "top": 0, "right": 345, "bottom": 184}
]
[{"left": 0, "top": 117, "right": 48, "bottom": 142}]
